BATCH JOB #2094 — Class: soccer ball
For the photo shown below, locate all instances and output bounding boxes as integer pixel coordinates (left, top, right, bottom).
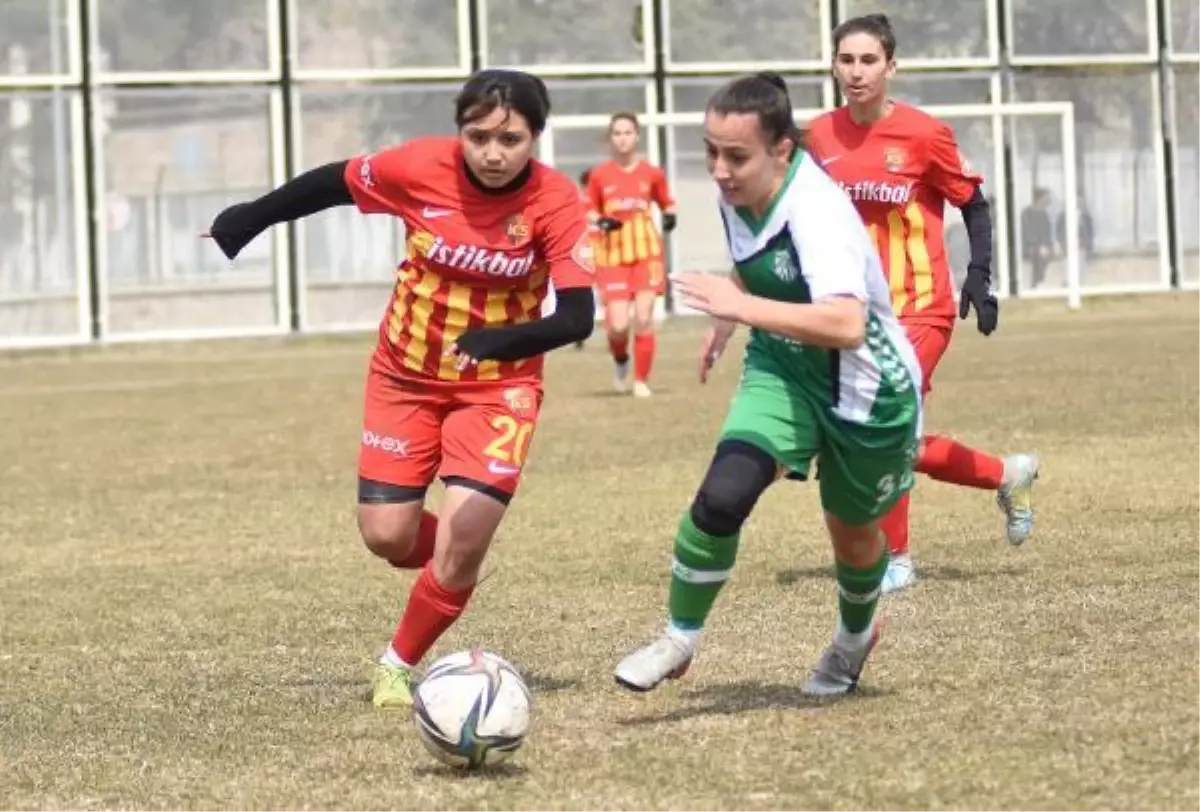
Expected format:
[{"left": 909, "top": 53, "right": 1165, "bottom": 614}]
[{"left": 412, "top": 648, "right": 533, "bottom": 769}]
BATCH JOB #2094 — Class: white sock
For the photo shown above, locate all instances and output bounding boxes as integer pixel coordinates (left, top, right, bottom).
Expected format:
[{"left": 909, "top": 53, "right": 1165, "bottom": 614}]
[
  {"left": 380, "top": 646, "right": 413, "bottom": 669},
  {"left": 666, "top": 623, "right": 701, "bottom": 649},
  {"left": 834, "top": 618, "right": 874, "bottom": 650}
]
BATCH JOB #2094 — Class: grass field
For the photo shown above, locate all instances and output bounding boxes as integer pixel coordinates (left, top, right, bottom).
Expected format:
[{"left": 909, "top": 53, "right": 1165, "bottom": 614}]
[{"left": 1, "top": 294, "right": 1197, "bottom": 810}]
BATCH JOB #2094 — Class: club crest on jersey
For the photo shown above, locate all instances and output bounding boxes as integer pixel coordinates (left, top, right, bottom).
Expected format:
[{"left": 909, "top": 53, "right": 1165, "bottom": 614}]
[
  {"left": 505, "top": 213, "right": 530, "bottom": 245},
  {"left": 884, "top": 146, "right": 908, "bottom": 173},
  {"left": 571, "top": 232, "right": 597, "bottom": 273},
  {"left": 408, "top": 230, "right": 537, "bottom": 278},
  {"left": 503, "top": 386, "right": 536, "bottom": 418},
  {"left": 772, "top": 250, "right": 798, "bottom": 283}
]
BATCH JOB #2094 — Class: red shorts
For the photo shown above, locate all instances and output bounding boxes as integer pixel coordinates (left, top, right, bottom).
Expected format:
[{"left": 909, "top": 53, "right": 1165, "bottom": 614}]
[
  {"left": 595, "top": 259, "right": 666, "bottom": 303},
  {"left": 904, "top": 323, "right": 952, "bottom": 398},
  {"left": 359, "top": 366, "right": 543, "bottom": 499}
]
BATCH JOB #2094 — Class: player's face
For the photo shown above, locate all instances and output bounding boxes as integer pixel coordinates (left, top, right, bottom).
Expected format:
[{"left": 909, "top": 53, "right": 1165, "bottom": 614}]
[
  {"left": 833, "top": 32, "right": 895, "bottom": 107},
  {"left": 460, "top": 107, "right": 537, "bottom": 188},
  {"left": 609, "top": 119, "right": 639, "bottom": 157},
  {"left": 703, "top": 111, "right": 793, "bottom": 210}
]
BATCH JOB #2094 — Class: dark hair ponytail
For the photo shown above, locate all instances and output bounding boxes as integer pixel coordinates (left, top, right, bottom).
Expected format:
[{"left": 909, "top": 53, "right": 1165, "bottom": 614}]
[{"left": 707, "top": 71, "right": 804, "bottom": 150}]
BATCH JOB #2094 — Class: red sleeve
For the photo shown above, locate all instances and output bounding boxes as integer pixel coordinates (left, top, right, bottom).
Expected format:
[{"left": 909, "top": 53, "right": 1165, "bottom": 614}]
[
  {"left": 585, "top": 166, "right": 605, "bottom": 217},
  {"left": 343, "top": 143, "right": 413, "bottom": 216},
  {"left": 537, "top": 178, "right": 595, "bottom": 290},
  {"left": 803, "top": 115, "right": 831, "bottom": 163},
  {"left": 650, "top": 166, "right": 675, "bottom": 210},
  {"left": 925, "top": 122, "right": 983, "bottom": 207}
]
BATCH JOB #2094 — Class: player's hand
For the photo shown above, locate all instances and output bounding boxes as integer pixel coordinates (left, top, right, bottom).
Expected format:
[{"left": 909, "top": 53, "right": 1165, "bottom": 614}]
[
  {"left": 202, "top": 202, "right": 256, "bottom": 260},
  {"left": 596, "top": 216, "right": 623, "bottom": 233},
  {"left": 446, "top": 328, "right": 495, "bottom": 370},
  {"left": 959, "top": 265, "right": 998, "bottom": 336},
  {"left": 672, "top": 272, "right": 748, "bottom": 323},
  {"left": 698, "top": 320, "right": 736, "bottom": 384}
]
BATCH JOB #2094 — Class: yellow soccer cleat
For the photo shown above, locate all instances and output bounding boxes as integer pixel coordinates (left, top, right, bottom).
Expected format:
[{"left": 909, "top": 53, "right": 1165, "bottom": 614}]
[{"left": 372, "top": 662, "right": 416, "bottom": 709}]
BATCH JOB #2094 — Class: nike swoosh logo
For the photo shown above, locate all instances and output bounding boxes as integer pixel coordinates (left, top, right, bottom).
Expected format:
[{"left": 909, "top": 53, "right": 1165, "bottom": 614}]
[
  {"left": 422, "top": 207, "right": 453, "bottom": 218},
  {"left": 488, "top": 460, "right": 520, "bottom": 476},
  {"left": 821, "top": 156, "right": 843, "bottom": 167}
]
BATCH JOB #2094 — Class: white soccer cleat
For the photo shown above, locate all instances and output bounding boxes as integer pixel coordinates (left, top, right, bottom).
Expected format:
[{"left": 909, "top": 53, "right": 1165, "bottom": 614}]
[
  {"left": 613, "top": 360, "right": 631, "bottom": 393},
  {"left": 879, "top": 554, "right": 917, "bottom": 595},
  {"left": 614, "top": 632, "right": 694, "bottom": 692},
  {"left": 997, "top": 453, "right": 1039, "bottom": 546},
  {"left": 632, "top": 380, "right": 653, "bottom": 398},
  {"left": 801, "top": 621, "right": 880, "bottom": 697}
]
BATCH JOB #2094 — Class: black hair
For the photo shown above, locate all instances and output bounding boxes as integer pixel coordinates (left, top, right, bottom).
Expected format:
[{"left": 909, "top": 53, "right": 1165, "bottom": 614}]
[
  {"left": 706, "top": 71, "right": 804, "bottom": 149},
  {"left": 578, "top": 168, "right": 591, "bottom": 186},
  {"left": 609, "top": 111, "right": 640, "bottom": 132},
  {"left": 455, "top": 69, "right": 551, "bottom": 134},
  {"left": 833, "top": 13, "right": 897, "bottom": 60}
]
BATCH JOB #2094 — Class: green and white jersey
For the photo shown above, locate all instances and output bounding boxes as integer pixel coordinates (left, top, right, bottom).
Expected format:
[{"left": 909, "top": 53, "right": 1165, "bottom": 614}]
[{"left": 720, "top": 151, "right": 922, "bottom": 431}]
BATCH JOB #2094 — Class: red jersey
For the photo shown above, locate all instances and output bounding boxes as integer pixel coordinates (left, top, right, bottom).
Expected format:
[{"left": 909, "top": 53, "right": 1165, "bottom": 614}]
[
  {"left": 586, "top": 159, "right": 674, "bottom": 268},
  {"left": 806, "top": 102, "right": 982, "bottom": 327},
  {"left": 344, "top": 137, "right": 593, "bottom": 384}
]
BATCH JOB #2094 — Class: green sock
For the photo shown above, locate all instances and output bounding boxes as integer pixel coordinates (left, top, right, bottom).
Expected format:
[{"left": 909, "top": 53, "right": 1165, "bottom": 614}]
[
  {"left": 668, "top": 511, "right": 739, "bottom": 630},
  {"left": 835, "top": 551, "right": 887, "bottom": 634}
]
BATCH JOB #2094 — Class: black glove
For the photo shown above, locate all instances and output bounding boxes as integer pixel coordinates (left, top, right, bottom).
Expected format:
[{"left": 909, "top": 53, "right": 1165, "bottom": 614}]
[
  {"left": 959, "top": 264, "right": 998, "bottom": 336},
  {"left": 453, "top": 326, "right": 509, "bottom": 362},
  {"left": 207, "top": 202, "right": 261, "bottom": 260},
  {"left": 596, "top": 216, "right": 623, "bottom": 233},
  {"left": 661, "top": 212, "right": 677, "bottom": 232}
]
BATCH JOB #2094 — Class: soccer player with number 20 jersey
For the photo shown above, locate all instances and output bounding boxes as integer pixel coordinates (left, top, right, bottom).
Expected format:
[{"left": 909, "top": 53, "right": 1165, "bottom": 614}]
[
  {"left": 205, "top": 70, "right": 595, "bottom": 708},
  {"left": 806, "top": 15, "right": 1039, "bottom": 594}
]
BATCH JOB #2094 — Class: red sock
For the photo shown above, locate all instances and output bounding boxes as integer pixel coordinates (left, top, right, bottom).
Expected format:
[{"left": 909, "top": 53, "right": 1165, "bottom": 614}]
[
  {"left": 917, "top": 434, "right": 1004, "bottom": 489},
  {"left": 387, "top": 510, "right": 438, "bottom": 569},
  {"left": 633, "top": 332, "right": 656, "bottom": 383},
  {"left": 879, "top": 492, "right": 911, "bottom": 557},
  {"left": 390, "top": 567, "right": 474, "bottom": 666},
  {"left": 607, "top": 330, "right": 629, "bottom": 364}
]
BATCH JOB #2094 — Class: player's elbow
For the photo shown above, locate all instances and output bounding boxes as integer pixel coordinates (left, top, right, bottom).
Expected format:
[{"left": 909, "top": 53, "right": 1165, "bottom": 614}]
[
  {"left": 557, "top": 288, "right": 596, "bottom": 342},
  {"left": 834, "top": 318, "right": 865, "bottom": 350}
]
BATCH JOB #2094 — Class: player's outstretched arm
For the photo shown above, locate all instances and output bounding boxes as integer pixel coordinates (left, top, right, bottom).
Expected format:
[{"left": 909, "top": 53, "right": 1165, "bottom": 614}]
[
  {"left": 448, "top": 287, "right": 595, "bottom": 368},
  {"left": 204, "top": 161, "right": 354, "bottom": 260}
]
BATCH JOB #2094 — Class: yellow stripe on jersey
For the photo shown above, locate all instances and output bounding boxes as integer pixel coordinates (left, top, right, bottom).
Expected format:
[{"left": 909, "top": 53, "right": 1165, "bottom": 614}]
[
  {"left": 405, "top": 267, "right": 441, "bottom": 374},
  {"left": 905, "top": 203, "right": 934, "bottom": 311},
  {"left": 475, "top": 287, "right": 511, "bottom": 382},
  {"left": 886, "top": 210, "right": 908, "bottom": 312},
  {"left": 386, "top": 268, "right": 413, "bottom": 344},
  {"left": 436, "top": 281, "right": 473, "bottom": 380},
  {"left": 633, "top": 214, "right": 649, "bottom": 259}
]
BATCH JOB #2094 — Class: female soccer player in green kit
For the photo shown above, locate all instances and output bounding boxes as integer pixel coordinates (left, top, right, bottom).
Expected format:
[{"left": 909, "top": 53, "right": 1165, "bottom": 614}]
[{"left": 614, "top": 72, "right": 922, "bottom": 696}]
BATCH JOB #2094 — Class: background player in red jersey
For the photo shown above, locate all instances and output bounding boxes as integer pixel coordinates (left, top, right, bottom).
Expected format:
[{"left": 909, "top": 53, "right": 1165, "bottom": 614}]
[
  {"left": 587, "top": 113, "right": 677, "bottom": 397},
  {"left": 807, "top": 14, "right": 1039, "bottom": 594},
  {"left": 203, "top": 70, "right": 596, "bottom": 707}
]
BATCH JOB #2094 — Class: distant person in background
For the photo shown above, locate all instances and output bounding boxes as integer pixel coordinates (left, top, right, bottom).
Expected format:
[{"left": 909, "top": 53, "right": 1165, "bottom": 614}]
[
  {"left": 1057, "top": 191, "right": 1094, "bottom": 283},
  {"left": 587, "top": 113, "right": 677, "bottom": 397},
  {"left": 1021, "top": 187, "right": 1054, "bottom": 289}
]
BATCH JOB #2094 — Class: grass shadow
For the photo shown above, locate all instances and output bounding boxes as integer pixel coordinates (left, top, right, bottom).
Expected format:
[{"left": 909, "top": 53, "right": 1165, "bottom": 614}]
[
  {"left": 524, "top": 672, "right": 580, "bottom": 694},
  {"left": 616, "top": 680, "right": 892, "bottom": 726},
  {"left": 411, "top": 761, "right": 530, "bottom": 780},
  {"left": 774, "top": 563, "right": 1030, "bottom": 586}
]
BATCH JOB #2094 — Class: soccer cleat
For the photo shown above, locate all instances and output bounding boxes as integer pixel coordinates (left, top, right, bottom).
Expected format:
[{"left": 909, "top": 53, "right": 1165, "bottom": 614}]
[
  {"left": 613, "top": 360, "right": 631, "bottom": 393},
  {"left": 880, "top": 554, "right": 917, "bottom": 595},
  {"left": 372, "top": 662, "right": 416, "bottom": 709},
  {"left": 997, "top": 453, "right": 1039, "bottom": 546},
  {"left": 801, "top": 621, "right": 880, "bottom": 697},
  {"left": 614, "top": 633, "right": 694, "bottom": 692},
  {"left": 632, "top": 380, "right": 653, "bottom": 398}
]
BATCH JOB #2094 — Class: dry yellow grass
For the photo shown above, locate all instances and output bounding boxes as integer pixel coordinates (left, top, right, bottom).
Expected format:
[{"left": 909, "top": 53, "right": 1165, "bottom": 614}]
[{"left": 0, "top": 294, "right": 1196, "bottom": 810}]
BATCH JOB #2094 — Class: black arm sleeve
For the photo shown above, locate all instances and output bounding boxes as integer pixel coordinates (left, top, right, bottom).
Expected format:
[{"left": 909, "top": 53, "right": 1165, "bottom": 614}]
[
  {"left": 960, "top": 187, "right": 993, "bottom": 280},
  {"left": 457, "top": 287, "right": 596, "bottom": 362},
  {"left": 209, "top": 160, "right": 353, "bottom": 260}
]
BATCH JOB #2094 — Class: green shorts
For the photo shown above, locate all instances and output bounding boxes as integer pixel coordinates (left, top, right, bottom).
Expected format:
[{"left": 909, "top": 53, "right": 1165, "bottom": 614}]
[{"left": 719, "top": 364, "right": 919, "bottom": 526}]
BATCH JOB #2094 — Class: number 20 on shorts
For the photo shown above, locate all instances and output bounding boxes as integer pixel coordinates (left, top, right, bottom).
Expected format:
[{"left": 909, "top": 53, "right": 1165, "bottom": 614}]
[{"left": 484, "top": 415, "right": 534, "bottom": 466}]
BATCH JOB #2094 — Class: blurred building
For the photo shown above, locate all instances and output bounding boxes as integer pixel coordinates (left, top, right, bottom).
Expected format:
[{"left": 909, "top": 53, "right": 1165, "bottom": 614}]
[{"left": 0, "top": 0, "right": 1195, "bottom": 344}]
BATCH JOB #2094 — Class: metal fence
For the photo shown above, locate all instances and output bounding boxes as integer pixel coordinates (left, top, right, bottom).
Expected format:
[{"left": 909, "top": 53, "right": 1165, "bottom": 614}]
[{"left": 0, "top": 0, "right": 1195, "bottom": 346}]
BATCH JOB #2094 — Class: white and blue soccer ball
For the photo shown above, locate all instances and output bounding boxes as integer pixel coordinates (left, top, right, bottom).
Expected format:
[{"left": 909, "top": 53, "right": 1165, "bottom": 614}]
[{"left": 412, "top": 648, "right": 533, "bottom": 769}]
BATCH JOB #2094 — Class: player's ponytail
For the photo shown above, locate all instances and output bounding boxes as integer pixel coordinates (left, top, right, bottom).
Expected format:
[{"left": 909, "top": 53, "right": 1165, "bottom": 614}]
[
  {"left": 455, "top": 69, "right": 552, "bottom": 135},
  {"left": 708, "top": 73, "right": 803, "bottom": 154},
  {"left": 833, "top": 13, "right": 897, "bottom": 59}
]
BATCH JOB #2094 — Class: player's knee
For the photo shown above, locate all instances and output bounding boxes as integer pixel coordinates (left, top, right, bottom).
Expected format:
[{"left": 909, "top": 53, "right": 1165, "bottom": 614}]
[
  {"left": 356, "top": 485, "right": 425, "bottom": 560},
  {"left": 690, "top": 441, "right": 777, "bottom": 537}
]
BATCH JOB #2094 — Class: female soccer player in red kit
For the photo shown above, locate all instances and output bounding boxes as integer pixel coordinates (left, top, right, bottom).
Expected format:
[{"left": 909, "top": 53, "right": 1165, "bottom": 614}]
[
  {"left": 806, "top": 14, "right": 1039, "bottom": 594},
  {"left": 204, "top": 70, "right": 596, "bottom": 707},
  {"left": 587, "top": 113, "right": 677, "bottom": 396}
]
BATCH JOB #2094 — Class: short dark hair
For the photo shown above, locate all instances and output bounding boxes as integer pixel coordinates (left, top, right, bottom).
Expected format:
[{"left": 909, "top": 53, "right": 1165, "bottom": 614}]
[
  {"left": 833, "top": 13, "right": 897, "bottom": 60},
  {"left": 706, "top": 71, "right": 803, "bottom": 148},
  {"left": 455, "top": 69, "right": 551, "bottom": 134},
  {"left": 609, "top": 112, "right": 640, "bottom": 132}
]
